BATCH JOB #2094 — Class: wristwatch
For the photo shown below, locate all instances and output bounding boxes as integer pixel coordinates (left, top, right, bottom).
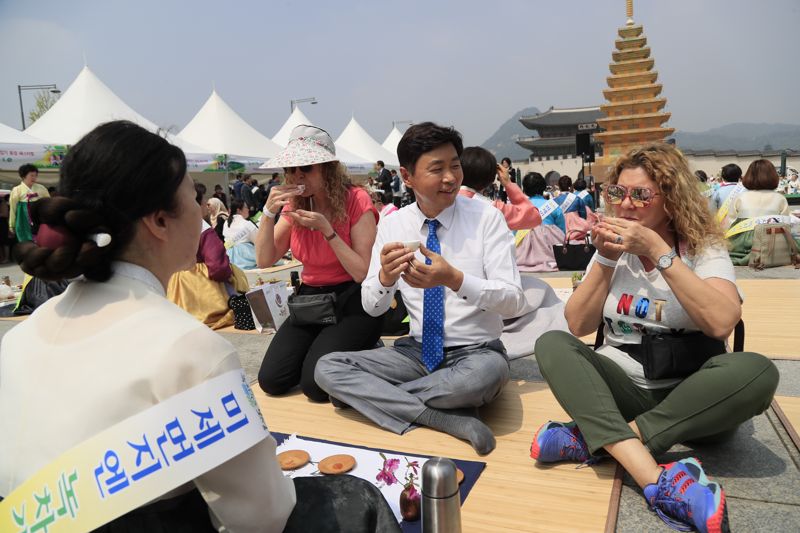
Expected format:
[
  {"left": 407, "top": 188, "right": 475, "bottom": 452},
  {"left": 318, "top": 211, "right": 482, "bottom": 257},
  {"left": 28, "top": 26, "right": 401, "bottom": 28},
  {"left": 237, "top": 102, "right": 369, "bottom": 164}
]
[{"left": 655, "top": 249, "right": 678, "bottom": 271}]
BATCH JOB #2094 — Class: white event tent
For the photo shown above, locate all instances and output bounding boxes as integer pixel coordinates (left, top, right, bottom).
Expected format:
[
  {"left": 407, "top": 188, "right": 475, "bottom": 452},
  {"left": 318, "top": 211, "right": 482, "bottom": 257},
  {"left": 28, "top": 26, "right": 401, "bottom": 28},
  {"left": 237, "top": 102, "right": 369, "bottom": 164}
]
[
  {"left": 0, "top": 123, "right": 50, "bottom": 183},
  {"left": 24, "top": 66, "right": 205, "bottom": 155},
  {"left": 335, "top": 117, "right": 399, "bottom": 167},
  {"left": 272, "top": 107, "right": 313, "bottom": 148},
  {"left": 179, "top": 90, "right": 281, "bottom": 159},
  {"left": 381, "top": 126, "right": 403, "bottom": 159},
  {"left": 0, "top": 122, "right": 45, "bottom": 144}
]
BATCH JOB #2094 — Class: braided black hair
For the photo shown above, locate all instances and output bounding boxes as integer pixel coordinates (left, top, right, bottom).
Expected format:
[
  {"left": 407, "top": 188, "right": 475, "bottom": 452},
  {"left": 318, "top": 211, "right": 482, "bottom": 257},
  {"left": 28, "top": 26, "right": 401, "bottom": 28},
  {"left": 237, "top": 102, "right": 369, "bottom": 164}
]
[{"left": 14, "top": 120, "right": 187, "bottom": 281}]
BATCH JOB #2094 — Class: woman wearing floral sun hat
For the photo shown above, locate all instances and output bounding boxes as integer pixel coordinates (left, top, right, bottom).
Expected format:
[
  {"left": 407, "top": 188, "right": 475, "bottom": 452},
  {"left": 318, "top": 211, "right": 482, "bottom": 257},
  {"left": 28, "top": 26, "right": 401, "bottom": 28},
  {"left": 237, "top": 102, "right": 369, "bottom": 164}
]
[{"left": 255, "top": 125, "right": 383, "bottom": 402}]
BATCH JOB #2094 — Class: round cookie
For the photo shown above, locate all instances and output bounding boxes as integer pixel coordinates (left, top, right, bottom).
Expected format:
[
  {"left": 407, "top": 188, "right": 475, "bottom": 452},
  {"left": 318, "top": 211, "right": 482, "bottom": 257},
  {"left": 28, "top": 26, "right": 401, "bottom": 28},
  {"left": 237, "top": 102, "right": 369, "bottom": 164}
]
[
  {"left": 319, "top": 454, "right": 356, "bottom": 475},
  {"left": 456, "top": 468, "right": 465, "bottom": 485},
  {"left": 277, "top": 450, "right": 311, "bottom": 471}
]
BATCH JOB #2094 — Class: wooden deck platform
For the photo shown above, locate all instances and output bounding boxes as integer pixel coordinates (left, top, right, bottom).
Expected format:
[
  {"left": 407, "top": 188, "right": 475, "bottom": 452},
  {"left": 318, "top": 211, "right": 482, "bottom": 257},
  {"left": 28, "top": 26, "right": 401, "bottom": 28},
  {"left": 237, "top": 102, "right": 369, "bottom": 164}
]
[
  {"left": 773, "top": 396, "right": 800, "bottom": 453},
  {"left": 253, "top": 381, "right": 618, "bottom": 533}
]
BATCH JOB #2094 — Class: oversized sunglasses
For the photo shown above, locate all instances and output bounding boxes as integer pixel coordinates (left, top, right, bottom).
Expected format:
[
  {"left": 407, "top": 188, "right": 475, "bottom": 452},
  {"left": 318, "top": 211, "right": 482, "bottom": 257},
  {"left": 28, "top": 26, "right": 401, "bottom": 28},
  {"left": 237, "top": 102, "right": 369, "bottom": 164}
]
[
  {"left": 284, "top": 165, "right": 313, "bottom": 174},
  {"left": 605, "top": 184, "right": 660, "bottom": 207}
]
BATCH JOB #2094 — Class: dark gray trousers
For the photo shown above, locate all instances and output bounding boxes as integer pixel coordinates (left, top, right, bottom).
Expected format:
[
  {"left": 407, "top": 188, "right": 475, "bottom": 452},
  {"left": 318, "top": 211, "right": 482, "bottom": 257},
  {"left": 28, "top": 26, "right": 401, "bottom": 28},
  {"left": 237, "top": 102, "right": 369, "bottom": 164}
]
[{"left": 315, "top": 337, "right": 510, "bottom": 434}]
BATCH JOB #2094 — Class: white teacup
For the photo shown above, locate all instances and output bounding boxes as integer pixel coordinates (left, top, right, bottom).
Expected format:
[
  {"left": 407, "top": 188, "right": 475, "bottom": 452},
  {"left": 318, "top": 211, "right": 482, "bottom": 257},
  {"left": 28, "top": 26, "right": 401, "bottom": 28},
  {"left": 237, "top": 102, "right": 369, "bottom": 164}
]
[{"left": 402, "top": 240, "right": 421, "bottom": 251}]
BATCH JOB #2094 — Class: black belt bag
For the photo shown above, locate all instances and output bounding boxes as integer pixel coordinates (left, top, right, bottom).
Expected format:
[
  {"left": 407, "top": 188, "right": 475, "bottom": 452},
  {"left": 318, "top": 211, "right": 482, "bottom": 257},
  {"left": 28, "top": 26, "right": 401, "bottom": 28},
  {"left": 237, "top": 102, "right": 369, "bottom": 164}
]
[
  {"left": 287, "top": 283, "right": 359, "bottom": 327},
  {"left": 287, "top": 293, "right": 339, "bottom": 326},
  {"left": 618, "top": 331, "right": 726, "bottom": 380}
]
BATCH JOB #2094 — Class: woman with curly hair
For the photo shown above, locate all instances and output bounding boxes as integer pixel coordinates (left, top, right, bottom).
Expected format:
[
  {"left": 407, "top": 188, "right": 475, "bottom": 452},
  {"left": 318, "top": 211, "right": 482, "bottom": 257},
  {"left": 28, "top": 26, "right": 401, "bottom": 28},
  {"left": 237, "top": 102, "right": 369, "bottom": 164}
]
[
  {"left": 531, "top": 144, "right": 778, "bottom": 533},
  {"left": 255, "top": 125, "right": 382, "bottom": 401}
]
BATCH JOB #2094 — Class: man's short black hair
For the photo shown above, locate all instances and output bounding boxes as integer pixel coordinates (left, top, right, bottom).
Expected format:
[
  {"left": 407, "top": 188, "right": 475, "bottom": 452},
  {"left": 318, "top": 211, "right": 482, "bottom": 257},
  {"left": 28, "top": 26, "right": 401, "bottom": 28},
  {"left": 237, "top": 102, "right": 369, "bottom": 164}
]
[
  {"left": 18, "top": 163, "right": 38, "bottom": 178},
  {"left": 501, "top": 157, "right": 512, "bottom": 166},
  {"left": 522, "top": 172, "right": 546, "bottom": 196},
  {"left": 721, "top": 163, "right": 742, "bottom": 183},
  {"left": 397, "top": 122, "right": 463, "bottom": 175},
  {"left": 376, "top": 160, "right": 385, "bottom": 168},
  {"left": 558, "top": 175, "right": 573, "bottom": 192},
  {"left": 573, "top": 178, "right": 587, "bottom": 191},
  {"left": 461, "top": 146, "right": 497, "bottom": 191}
]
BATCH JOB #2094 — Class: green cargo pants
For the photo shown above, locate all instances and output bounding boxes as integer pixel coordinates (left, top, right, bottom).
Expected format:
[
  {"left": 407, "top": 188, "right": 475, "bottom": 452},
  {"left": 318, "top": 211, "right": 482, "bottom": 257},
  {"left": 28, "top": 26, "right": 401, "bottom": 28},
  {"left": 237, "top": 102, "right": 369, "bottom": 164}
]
[{"left": 534, "top": 330, "right": 779, "bottom": 455}]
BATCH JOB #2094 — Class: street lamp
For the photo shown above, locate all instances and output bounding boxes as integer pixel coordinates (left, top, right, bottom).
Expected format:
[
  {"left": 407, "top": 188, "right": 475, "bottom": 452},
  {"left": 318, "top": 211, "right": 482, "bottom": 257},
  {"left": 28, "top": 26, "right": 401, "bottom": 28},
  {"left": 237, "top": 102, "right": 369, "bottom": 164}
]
[
  {"left": 18, "top": 84, "right": 61, "bottom": 129},
  {"left": 290, "top": 97, "right": 317, "bottom": 113}
]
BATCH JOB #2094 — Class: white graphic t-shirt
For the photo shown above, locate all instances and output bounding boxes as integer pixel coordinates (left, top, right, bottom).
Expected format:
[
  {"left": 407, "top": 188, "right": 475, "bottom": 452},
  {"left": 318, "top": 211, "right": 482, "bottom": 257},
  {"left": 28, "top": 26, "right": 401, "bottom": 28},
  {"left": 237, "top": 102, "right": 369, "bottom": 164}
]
[{"left": 587, "top": 243, "right": 738, "bottom": 389}]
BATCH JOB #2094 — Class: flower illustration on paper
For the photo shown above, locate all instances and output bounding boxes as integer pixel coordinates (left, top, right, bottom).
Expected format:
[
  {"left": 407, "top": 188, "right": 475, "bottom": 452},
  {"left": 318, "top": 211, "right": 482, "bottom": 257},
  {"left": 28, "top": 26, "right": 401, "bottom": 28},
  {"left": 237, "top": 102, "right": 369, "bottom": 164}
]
[{"left": 375, "top": 453, "right": 400, "bottom": 486}]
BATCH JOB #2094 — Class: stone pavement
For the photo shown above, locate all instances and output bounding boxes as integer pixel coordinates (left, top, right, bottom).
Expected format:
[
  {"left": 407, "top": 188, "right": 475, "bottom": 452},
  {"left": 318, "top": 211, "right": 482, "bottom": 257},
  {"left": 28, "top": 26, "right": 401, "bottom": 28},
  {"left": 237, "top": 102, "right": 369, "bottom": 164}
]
[{"left": 1, "top": 261, "right": 798, "bottom": 531}]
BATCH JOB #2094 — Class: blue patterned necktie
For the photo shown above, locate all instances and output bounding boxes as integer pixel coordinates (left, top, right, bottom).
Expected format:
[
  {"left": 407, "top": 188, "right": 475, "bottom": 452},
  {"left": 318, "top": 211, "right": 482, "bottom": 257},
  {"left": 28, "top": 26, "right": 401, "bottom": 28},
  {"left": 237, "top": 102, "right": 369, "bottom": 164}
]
[{"left": 421, "top": 219, "right": 444, "bottom": 372}]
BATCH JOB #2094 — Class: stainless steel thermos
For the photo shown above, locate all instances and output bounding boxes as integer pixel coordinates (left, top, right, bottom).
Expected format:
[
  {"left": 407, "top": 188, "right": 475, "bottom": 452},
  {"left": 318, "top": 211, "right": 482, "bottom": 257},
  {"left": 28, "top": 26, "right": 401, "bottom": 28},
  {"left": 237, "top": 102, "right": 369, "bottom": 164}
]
[{"left": 421, "top": 457, "right": 462, "bottom": 533}]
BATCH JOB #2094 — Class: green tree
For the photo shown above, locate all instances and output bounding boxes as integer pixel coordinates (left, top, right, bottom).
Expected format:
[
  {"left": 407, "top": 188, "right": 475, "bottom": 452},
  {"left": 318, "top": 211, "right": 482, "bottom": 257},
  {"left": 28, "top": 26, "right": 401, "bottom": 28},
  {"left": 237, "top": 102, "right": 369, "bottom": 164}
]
[{"left": 27, "top": 90, "right": 59, "bottom": 125}]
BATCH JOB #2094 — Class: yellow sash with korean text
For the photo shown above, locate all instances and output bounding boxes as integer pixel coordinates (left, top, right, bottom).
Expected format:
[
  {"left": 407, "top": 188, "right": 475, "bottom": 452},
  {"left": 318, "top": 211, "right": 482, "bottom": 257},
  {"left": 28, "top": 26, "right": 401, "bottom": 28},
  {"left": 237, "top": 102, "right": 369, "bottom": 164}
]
[
  {"left": 724, "top": 215, "right": 797, "bottom": 238},
  {"left": 0, "top": 369, "right": 268, "bottom": 532},
  {"left": 715, "top": 182, "right": 746, "bottom": 224}
]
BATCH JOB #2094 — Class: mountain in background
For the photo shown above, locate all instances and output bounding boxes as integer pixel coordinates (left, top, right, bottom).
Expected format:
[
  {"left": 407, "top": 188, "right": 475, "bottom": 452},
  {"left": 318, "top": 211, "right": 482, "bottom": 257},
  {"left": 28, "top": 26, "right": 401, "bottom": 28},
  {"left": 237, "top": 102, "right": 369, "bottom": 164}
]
[
  {"left": 481, "top": 106, "right": 540, "bottom": 160},
  {"left": 673, "top": 123, "right": 800, "bottom": 152},
  {"left": 482, "top": 108, "right": 800, "bottom": 160}
]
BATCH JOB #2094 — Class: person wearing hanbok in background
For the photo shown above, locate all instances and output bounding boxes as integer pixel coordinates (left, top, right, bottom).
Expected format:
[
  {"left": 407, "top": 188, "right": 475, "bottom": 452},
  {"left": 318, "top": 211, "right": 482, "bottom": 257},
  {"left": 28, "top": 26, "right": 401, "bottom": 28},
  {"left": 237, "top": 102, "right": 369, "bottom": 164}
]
[
  {"left": 8, "top": 164, "right": 49, "bottom": 242},
  {"left": 168, "top": 184, "right": 249, "bottom": 330},
  {"left": 515, "top": 172, "right": 567, "bottom": 272},
  {"left": 727, "top": 159, "right": 792, "bottom": 265},
  {"left": 573, "top": 177, "right": 595, "bottom": 218},
  {"left": 223, "top": 199, "right": 259, "bottom": 270},
  {"left": 710, "top": 164, "right": 741, "bottom": 213},
  {"left": 372, "top": 190, "right": 398, "bottom": 219},
  {"left": 458, "top": 146, "right": 541, "bottom": 231}
]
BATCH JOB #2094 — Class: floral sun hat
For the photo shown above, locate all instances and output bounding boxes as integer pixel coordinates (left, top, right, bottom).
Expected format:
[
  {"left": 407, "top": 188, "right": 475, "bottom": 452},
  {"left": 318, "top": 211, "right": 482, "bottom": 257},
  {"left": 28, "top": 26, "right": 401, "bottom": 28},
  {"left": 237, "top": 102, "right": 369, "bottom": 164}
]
[{"left": 266, "top": 125, "right": 338, "bottom": 168}]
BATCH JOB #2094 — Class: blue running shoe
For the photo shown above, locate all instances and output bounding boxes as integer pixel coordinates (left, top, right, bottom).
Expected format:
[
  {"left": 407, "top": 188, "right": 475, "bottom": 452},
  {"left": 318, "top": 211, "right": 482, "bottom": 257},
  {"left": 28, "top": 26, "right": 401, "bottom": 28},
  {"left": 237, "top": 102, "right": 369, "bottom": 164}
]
[
  {"left": 643, "top": 458, "right": 730, "bottom": 533},
  {"left": 530, "top": 420, "right": 590, "bottom": 463}
]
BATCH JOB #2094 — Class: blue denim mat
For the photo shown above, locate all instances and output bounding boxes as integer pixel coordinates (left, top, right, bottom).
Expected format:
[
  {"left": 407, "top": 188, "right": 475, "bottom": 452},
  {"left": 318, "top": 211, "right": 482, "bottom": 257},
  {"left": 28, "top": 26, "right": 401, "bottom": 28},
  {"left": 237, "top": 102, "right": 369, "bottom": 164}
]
[{"left": 272, "top": 432, "right": 486, "bottom": 532}]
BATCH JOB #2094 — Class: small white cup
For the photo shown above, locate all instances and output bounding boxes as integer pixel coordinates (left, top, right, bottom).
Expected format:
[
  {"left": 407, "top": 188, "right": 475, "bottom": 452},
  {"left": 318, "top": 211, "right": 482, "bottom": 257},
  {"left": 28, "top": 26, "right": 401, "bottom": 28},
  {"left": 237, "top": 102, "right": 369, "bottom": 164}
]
[{"left": 402, "top": 240, "right": 421, "bottom": 251}]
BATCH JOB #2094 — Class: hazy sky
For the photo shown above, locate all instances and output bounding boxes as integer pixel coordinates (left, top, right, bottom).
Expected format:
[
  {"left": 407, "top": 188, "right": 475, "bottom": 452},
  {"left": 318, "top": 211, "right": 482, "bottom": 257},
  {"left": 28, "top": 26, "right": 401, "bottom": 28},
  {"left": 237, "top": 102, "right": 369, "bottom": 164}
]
[{"left": 2, "top": 0, "right": 798, "bottom": 146}]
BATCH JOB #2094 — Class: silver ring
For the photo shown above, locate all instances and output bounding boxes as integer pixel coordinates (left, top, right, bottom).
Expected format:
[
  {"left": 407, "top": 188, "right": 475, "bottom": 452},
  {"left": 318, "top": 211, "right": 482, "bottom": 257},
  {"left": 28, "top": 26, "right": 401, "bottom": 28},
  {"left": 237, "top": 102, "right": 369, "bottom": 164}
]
[{"left": 614, "top": 235, "right": 623, "bottom": 244}]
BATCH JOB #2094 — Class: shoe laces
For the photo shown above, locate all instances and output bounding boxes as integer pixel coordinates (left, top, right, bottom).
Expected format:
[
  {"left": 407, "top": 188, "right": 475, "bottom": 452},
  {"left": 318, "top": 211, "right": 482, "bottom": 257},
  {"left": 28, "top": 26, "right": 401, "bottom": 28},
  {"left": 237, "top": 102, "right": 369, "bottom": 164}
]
[
  {"left": 575, "top": 454, "right": 605, "bottom": 469},
  {"left": 557, "top": 426, "right": 589, "bottom": 461},
  {"left": 648, "top": 468, "right": 698, "bottom": 532}
]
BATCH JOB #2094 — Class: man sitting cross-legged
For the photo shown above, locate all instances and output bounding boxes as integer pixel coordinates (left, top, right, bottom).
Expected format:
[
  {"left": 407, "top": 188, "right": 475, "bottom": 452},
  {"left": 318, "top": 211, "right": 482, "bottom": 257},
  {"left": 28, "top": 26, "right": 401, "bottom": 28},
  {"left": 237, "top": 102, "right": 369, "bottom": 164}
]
[{"left": 315, "top": 122, "right": 527, "bottom": 455}]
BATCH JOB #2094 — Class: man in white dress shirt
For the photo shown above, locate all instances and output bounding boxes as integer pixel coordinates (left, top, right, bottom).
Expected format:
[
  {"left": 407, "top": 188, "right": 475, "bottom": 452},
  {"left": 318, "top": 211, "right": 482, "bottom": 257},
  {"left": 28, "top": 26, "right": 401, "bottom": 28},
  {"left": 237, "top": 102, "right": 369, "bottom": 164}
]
[{"left": 316, "top": 123, "right": 527, "bottom": 454}]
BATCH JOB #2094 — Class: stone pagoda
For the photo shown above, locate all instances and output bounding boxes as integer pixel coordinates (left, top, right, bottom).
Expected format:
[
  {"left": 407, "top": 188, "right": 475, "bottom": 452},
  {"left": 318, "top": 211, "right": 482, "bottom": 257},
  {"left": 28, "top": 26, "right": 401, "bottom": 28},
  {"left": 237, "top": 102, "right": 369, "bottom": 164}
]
[{"left": 594, "top": 0, "right": 674, "bottom": 174}]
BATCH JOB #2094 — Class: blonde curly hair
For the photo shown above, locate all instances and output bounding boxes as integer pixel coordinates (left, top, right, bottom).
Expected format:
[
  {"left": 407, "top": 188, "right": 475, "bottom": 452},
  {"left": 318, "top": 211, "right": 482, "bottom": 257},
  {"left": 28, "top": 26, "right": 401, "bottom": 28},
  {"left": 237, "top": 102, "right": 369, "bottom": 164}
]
[
  {"left": 607, "top": 143, "right": 724, "bottom": 254},
  {"left": 286, "top": 161, "right": 353, "bottom": 223}
]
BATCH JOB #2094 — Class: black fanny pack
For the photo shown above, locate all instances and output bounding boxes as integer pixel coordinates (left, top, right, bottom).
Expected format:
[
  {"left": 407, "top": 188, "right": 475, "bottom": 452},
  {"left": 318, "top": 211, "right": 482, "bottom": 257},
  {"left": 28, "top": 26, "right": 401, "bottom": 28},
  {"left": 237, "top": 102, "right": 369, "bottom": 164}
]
[
  {"left": 618, "top": 331, "right": 726, "bottom": 380},
  {"left": 287, "top": 293, "right": 339, "bottom": 326},
  {"left": 287, "top": 283, "right": 359, "bottom": 327}
]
